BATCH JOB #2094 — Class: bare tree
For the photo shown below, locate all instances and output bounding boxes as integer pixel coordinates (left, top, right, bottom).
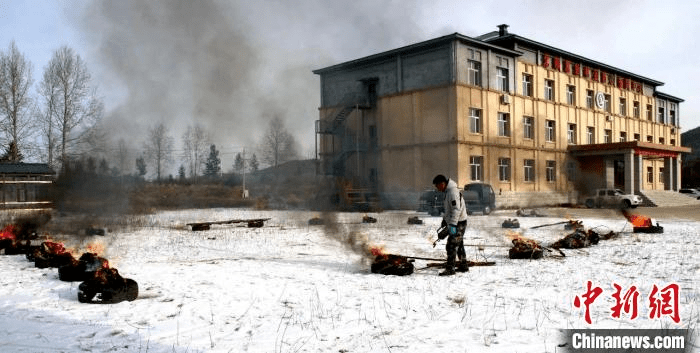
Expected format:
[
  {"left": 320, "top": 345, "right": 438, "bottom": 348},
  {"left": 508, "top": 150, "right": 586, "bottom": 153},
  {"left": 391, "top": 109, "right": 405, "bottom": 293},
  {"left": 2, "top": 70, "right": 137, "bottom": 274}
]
[
  {"left": 260, "top": 115, "right": 298, "bottom": 168},
  {"left": 143, "top": 122, "right": 174, "bottom": 182},
  {"left": 0, "top": 41, "right": 35, "bottom": 162},
  {"left": 181, "top": 123, "right": 209, "bottom": 182},
  {"left": 39, "top": 46, "right": 103, "bottom": 166}
]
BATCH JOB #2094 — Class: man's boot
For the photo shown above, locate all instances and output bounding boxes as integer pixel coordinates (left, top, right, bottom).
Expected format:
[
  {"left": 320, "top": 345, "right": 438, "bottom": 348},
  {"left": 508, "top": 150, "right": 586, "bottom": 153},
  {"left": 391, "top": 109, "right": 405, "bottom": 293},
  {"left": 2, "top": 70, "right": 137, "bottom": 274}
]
[
  {"left": 439, "top": 267, "right": 456, "bottom": 276},
  {"left": 456, "top": 260, "right": 469, "bottom": 272}
]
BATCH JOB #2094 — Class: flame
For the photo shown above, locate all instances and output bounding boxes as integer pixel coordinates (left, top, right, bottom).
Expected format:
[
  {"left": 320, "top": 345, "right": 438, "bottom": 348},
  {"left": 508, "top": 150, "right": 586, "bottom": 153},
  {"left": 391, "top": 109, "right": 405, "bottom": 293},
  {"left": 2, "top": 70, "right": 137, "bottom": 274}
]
[
  {"left": 86, "top": 242, "right": 106, "bottom": 255},
  {"left": 0, "top": 225, "right": 16, "bottom": 240},
  {"left": 627, "top": 214, "right": 652, "bottom": 228},
  {"left": 369, "top": 244, "right": 386, "bottom": 256}
]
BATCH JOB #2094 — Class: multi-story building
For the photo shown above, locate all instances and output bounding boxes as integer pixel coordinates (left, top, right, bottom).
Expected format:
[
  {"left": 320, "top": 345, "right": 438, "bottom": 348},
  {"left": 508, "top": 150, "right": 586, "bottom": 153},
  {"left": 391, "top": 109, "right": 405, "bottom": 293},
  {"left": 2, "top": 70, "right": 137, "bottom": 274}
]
[{"left": 313, "top": 25, "right": 690, "bottom": 208}]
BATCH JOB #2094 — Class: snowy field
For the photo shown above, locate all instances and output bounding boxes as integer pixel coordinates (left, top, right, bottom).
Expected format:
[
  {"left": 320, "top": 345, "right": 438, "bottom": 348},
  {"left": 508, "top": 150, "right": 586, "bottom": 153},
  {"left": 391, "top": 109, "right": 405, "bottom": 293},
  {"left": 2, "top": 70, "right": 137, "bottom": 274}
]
[{"left": 0, "top": 207, "right": 698, "bottom": 353}]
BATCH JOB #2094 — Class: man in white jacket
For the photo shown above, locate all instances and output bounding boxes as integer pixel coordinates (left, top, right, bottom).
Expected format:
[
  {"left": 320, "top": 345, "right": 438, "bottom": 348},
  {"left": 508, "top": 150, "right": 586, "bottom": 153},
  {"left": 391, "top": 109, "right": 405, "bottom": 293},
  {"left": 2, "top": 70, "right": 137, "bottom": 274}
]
[{"left": 432, "top": 174, "right": 469, "bottom": 276}]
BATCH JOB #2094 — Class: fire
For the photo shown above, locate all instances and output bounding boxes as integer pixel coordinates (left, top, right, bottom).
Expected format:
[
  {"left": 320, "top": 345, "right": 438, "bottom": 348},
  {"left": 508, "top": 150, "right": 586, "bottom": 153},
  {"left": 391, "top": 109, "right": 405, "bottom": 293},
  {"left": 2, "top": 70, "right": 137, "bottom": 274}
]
[
  {"left": 627, "top": 214, "right": 652, "bottom": 228},
  {"left": 0, "top": 225, "right": 16, "bottom": 240},
  {"left": 86, "top": 242, "right": 105, "bottom": 255},
  {"left": 369, "top": 244, "right": 386, "bottom": 256}
]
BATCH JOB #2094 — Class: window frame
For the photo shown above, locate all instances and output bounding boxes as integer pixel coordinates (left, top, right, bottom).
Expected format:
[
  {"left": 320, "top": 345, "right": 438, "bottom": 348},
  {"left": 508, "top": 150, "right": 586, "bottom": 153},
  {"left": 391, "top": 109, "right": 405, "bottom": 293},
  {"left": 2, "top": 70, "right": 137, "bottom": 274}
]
[
  {"left": 587, "top": 126, "right": 595, "bottom": 144},
  {"left": 566, "top": 85, "right": 576, "bottom": 105},
  {"left": 467, "top": 59, "right": 482, "bottom": 87},
  {"left": 497, "top": 67, "right": 509, "bottom": 92},
  {"left": 522, "top": 74, "right": 533, "bottom": 97},
  {"left": 470, "top": 155, "right": 483, "bottom": 181},
  {"left": 567, "top": 123, "right": 577, "bottom": 144},
  {"left": 498, "top": 157, "right": 511, "bottom": 182},
  {"left": 469, "top": 108, "right": 482, "bottom": 134},
  {"left": 546, "top": 160, "right": 556, "bottom": 182},
  {"left": 544, "top": 80, "right": 554, "bottom": 101},
  {"left": 524, "top": 159, "right": 535, "bottom": 182},
  {"left": 545, "top": 120, "right": 555, "bottom": 142},
  {"left": 498, "top": 112, "right": 510, "bottom": 137},
  {"left": 523, "top": 116, "right": 534, "bottom": 139}
]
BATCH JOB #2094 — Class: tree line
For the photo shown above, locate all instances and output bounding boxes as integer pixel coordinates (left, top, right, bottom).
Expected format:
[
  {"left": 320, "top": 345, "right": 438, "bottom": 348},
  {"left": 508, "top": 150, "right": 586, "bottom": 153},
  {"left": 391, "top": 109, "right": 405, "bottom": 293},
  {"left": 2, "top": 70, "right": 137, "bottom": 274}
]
[{"left": 0, "top": 41, "right": 300, "bottom": 182}]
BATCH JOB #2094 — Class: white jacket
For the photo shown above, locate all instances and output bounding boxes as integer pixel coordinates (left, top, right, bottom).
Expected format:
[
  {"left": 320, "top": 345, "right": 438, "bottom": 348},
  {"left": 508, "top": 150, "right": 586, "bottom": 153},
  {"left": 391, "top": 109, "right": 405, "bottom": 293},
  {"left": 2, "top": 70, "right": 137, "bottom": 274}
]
[{"left": 443, "top": 179, "right": 468, "bottom": 225}]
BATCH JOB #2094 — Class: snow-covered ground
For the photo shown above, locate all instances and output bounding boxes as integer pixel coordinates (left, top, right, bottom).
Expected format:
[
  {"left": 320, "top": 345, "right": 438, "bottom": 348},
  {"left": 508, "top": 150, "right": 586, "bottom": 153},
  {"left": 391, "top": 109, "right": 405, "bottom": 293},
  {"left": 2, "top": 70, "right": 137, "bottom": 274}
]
[{"left": 0, "top": 207, "right": 698, "bottom": 352}]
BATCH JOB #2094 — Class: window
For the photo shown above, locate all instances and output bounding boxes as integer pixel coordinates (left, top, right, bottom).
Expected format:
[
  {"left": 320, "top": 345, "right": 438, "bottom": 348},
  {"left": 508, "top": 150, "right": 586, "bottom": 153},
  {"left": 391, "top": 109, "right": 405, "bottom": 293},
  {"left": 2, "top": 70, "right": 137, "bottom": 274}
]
[
  {"left": 604, "top": 129, "right": 612, "bottom": 143},
  {"left": 523, "top": 116, "right": 534, "bottom": 139},
  {"left": 619, "top": 131, "right": 627, "bottom": 142},
  {"left": 659, "top": 137, "right": 665, "bottom": 144},
  {"left": 586, "top": 90, "right": 594, "bottom": 109},
  {"left": 587, "top": 127, "right": 595, "bottom": 144},
  {"left": 647, "top": 135, "right": 653, "bottom": 143},
  {"left": 567, "top": 123, "right": 577, "bottom": 144},
  {"left": 468, "top": 60, "right": 481, "bottom": 87},
  {"left": 498, "top": 158, "right": 511, "bottom": 182},
  {"left": 498, "top": 113, "right": 510, "bottom": 137},
  {"left": 545, "top": 120, "right": 555, "bottom": 142},
  {"left": 619, "top": 98, "right": 627, "bottom": 116},
  {"left": 544, "top": 80, "right": 554, "bottom": 101},
  {"left": 497, "top": 67, "right": 509, "bottom": 92},
  {"left": 524, "top": 159, "right": 535, "bottom": 182},
  {"left": 658, "top": 101, "right": 665, "bottom": 124},
  {"left": 647, "top": 166, "right": 653, "bottom": 183},
  {"left": 646, "top": 104, "right": 653, "bottom": 121},
  {"left": 659, "top": 167, "right": 665, "bottom": 183},
  {"left": 604, "top": 94, "right": 611, "bottom": 113},
  {"left": 522, "top": 74, "right": 533, "bottom": 96},
  {"left": 470, "top": 156, "right": 483, "bottom": 181},
  {"left": 567, "top": 85, "right": 576, "bottom": 105},
  {"left": 670, "top": 103, "right": 677, "bottom": 126},
  {"left": 566, "top": 162, "right": 575, "bottom": 181},
  {"left": 634, "top": 133, "right": 640, "bottom": 141},
  {"left": 671, "top": 139, "right": 676, "bottom": 146},
  {"left": 546, "top": 161, "right": 556, "bottom": 182},
  {"left": 469, "top": 108, "right": 482, "bottom": 133},
  {"left": 633, "top": 101, "right": 640, "bottom": 118}
]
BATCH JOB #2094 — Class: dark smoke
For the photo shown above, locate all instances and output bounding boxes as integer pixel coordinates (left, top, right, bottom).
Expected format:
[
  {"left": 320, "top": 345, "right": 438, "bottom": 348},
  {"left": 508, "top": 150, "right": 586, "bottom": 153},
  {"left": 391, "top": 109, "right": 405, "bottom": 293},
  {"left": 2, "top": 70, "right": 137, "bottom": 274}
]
[
  {"left": 78, "top": 0, "right": 423, "bottom": 171},
  {"left": 321, "top": 212, "right": 376, "bottom": 262}
]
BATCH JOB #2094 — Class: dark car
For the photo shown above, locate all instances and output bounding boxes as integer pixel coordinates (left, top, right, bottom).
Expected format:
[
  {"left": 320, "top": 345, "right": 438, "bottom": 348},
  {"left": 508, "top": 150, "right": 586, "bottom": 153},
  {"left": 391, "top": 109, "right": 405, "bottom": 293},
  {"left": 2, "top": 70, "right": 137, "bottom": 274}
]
[
  {"left": 463, "top": 183, "right": 496, "bottom": 215},
  {"left": 418, "top": 189, "right": 445, "bottom": 216},
  {"left": 679, "top": 188, "right": 700, "bottom": 200}
]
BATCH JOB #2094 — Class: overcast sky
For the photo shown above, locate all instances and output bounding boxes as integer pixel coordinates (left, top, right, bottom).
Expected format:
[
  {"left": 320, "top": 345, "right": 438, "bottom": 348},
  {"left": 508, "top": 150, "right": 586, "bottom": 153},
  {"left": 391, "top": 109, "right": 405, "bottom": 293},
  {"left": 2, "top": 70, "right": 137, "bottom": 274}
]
[{"left": 0, "top": 0, "right": 698, "bottom": 170}]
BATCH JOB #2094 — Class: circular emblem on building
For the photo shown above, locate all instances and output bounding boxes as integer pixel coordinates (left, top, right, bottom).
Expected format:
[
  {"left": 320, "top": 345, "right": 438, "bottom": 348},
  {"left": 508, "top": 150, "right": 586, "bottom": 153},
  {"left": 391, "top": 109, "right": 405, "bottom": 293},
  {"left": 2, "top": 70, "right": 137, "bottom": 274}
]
[{"left": 595, "top": 91, "right": 605, "bottom": 109}]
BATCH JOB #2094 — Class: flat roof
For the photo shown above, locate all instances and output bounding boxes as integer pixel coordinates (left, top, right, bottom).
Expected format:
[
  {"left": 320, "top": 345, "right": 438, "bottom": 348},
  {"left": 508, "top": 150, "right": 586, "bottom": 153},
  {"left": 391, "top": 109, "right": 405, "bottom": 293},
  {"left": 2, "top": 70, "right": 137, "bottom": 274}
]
[{"left": 0, "top": 163, "right": 55, "bottom": 175}]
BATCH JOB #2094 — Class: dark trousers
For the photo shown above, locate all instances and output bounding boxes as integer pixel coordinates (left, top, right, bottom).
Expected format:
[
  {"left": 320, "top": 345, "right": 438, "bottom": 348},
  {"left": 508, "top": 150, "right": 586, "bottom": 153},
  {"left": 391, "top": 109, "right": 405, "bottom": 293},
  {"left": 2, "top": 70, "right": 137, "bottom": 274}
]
[{"left": 445, "top": 220, "right": 467, "bottom": 269}]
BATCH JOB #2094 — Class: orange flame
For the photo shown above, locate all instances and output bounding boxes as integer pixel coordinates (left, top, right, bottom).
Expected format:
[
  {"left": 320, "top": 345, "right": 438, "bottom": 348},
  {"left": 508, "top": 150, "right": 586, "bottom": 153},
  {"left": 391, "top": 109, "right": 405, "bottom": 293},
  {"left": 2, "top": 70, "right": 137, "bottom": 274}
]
[
  {"left": 627, "top": 214, "right": 651, "bottom": 228},
  {"left": 369, "top": 244, "right": 386, "bottom": 256},
  {"left": 0, "top": 225, "right": 16, "bottom": 240},
  {"left": 86, "top": 242, "right": 105, "bottom": 255}
]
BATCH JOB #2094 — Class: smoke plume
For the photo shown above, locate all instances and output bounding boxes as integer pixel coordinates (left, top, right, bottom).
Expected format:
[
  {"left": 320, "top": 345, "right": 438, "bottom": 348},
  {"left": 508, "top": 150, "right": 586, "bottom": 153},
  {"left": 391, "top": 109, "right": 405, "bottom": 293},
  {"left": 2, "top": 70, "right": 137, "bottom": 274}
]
[{"left": 78, "top": 0, "right": 423, "bottom": 171}]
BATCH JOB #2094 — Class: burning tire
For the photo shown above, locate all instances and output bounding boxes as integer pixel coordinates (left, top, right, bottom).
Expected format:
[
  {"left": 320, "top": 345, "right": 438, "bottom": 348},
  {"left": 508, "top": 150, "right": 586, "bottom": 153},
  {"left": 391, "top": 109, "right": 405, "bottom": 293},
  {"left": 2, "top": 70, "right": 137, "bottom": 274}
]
[
  {"left": 371, "top": 254, "right": 414, "bottom": 276},
  {"left": 77, "top": 268, "right": 138, "bottom": 304}
]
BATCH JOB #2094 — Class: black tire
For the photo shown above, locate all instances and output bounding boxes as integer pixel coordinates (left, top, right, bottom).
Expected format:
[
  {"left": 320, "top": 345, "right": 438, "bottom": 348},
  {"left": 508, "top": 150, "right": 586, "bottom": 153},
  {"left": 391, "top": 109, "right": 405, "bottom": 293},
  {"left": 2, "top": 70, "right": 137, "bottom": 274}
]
[
  {"left": 622, "top": 200, "right": 631, "bottom": 209},
  {"left": 124, "top": 279, "right": 139, "bottom": 301},
  {"left": 78, "top": 282, "right": 96, "bottom": 303}
]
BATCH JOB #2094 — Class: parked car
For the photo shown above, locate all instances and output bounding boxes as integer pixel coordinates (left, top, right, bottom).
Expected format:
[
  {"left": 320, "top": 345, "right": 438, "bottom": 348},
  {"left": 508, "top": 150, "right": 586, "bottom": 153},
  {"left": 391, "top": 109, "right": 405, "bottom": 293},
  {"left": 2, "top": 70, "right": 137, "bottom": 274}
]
[
  {"left": 418, "top": 189, "right": 444, "bottom": 216},
  {"left": 679, "top": 188, "right": 700, "bottom": 200},
  {"left": 463, "top": 183, "right": 496, "bottom": 215},
  {"left": 584, "top": 189, "right": 642, "bottom": 209}
]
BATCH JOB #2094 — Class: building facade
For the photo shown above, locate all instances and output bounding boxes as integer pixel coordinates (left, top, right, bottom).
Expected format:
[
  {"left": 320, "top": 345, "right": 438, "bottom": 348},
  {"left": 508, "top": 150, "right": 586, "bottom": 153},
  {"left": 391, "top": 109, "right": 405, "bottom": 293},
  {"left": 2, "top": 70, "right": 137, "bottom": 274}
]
[
  {"left": 0, "top": 163, "right": 54, "bottom": 209},
  {"left": 313, "top": 25, "right": 690, "bottom": 208}
]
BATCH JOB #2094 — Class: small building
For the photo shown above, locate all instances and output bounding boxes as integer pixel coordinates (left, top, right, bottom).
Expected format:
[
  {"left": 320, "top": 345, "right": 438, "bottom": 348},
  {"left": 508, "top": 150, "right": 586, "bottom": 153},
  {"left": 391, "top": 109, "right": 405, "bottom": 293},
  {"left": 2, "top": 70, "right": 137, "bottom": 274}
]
[
  {"left": 0, "top": 163, "right": 55, "bottom": 209},
  {"left": 313, "top": 24, "right": 690, "bottom": 208}
]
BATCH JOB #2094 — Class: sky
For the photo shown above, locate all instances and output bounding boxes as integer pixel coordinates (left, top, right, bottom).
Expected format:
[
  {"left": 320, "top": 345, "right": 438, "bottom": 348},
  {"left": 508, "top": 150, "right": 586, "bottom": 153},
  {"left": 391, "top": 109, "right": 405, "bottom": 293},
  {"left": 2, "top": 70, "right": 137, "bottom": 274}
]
[{"left": 0, "top": 0, "right": 698, "bottom": 172}]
